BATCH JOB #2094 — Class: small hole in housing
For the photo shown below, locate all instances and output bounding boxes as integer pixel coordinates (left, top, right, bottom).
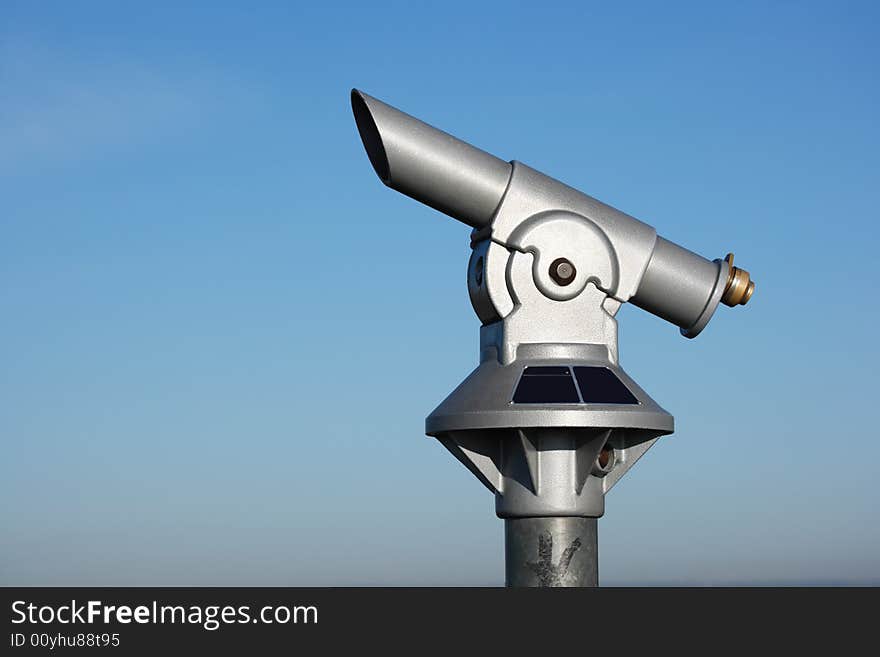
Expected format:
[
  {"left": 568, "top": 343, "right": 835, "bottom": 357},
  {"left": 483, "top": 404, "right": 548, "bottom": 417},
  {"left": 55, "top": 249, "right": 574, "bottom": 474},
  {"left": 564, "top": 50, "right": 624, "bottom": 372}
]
[{"left": 592, "top": 446, "right": 615, "bottom": 477}]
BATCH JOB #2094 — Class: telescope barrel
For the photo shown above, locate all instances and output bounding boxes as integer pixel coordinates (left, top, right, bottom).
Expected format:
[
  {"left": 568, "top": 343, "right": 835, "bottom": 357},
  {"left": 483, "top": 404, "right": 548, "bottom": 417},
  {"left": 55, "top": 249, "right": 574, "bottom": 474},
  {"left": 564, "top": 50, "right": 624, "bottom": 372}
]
[
  {"left": 631, "top": 237, "right": 722, "bottom": 333},
  {"left": 351, "top": 89, "right": 512, "bottom": 230},
  {"left": 352, "top": 89, "right": 754, "bottom": 337}
]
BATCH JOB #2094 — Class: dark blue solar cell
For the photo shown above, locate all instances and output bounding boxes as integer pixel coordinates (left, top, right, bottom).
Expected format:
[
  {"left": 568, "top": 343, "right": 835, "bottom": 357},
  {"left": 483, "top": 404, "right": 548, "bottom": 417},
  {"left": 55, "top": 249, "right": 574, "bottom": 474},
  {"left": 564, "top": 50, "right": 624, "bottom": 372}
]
[
  {"left": 573, "top": 367, "right": 639, "bottom": 404},
  {"left": 513, "top": 367, "right": 580, "bottom": 404}
]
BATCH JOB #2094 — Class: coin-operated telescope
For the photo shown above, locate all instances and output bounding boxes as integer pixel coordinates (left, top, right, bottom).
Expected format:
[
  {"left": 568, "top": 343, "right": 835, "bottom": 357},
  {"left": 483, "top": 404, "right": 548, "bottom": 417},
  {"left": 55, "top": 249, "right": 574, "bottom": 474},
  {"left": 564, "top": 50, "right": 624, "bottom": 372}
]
[{"left": 351, "top": 89, "right": 755, "bottom": 587}]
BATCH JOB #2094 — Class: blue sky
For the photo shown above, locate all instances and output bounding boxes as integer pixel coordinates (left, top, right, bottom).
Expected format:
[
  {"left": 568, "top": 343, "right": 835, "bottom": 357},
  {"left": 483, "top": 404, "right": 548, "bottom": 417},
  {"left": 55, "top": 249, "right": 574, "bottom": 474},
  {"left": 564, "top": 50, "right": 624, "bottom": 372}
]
[{"left": 2, "top": 0, "right": 878, "bottom": 585}]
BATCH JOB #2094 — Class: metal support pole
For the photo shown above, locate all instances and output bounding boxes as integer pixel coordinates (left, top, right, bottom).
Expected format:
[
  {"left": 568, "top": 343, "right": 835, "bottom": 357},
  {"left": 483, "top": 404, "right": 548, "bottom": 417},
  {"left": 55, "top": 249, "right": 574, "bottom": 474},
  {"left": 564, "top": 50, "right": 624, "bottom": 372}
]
[{"left": 505, "top": 517, "right": 598, "bottom": 587}]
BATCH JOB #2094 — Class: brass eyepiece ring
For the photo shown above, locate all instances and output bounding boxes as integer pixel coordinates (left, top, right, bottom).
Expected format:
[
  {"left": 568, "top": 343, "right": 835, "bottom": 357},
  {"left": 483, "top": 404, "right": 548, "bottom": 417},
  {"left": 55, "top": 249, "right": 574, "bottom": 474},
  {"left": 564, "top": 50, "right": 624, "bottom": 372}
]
[{"left": 721, "top": 253, "right": 755, "bottom": 307}]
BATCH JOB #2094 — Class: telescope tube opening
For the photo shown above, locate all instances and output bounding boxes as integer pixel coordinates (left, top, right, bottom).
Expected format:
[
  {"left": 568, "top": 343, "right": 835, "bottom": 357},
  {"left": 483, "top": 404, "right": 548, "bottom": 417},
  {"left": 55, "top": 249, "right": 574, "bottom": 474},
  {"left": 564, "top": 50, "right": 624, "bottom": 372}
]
[
  {"left": 351, "top": 89, "right": 390, "bottom": 183},
  {"left": 350, "top": 89, "right": 511, "bottom": 230}
]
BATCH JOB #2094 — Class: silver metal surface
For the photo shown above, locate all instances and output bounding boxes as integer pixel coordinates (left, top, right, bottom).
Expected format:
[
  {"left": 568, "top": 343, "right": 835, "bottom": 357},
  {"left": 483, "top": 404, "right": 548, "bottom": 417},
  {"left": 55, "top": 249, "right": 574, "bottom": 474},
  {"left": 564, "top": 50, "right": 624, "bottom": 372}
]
[
  {"left": 490, "top": 162, "right": 656, "bottom": 304},
  {"left": 350, "top": 90, "right": 755, "bottom": 587},
  {"left": 631, "top": 237, "right": 728, "bottom": 337},
  {"left": 505, "top": 517, "right": 598, "bottom": 587},
  {"left": 351, "top": 89, "right": 511, "bottom": 229},
  {"left": 436, "top": 424, "right": 665, "bottom": 519}
]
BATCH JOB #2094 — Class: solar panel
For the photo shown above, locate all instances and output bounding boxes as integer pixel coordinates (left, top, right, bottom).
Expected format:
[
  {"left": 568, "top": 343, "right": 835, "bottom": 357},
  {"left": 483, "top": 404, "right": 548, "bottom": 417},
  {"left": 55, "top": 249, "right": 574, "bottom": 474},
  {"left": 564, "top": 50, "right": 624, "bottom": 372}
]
[
  {"left": 512, "top": 366, "right": 580, "bottom": 403},
  {"left": 573, "top": 367, "right": 639, "bottom": 404},
  {"left": 512, "top": 366, "right": 639, "bottom": 405}
]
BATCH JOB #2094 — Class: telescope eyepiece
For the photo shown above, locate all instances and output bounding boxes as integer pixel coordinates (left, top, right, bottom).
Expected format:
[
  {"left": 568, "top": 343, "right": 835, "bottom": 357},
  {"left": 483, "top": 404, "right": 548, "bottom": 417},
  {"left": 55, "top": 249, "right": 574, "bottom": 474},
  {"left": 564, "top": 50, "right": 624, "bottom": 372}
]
[{"left": 721, "top": 253, "right": 756, "bottom": 307}]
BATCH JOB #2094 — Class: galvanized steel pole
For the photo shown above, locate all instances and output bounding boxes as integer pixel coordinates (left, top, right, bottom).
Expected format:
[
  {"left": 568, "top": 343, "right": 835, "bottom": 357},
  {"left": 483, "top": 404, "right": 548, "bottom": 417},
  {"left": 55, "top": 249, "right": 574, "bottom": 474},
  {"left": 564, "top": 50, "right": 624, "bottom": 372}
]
[{"left": 505, "top": 518, "right": 598, "bottom": 587}]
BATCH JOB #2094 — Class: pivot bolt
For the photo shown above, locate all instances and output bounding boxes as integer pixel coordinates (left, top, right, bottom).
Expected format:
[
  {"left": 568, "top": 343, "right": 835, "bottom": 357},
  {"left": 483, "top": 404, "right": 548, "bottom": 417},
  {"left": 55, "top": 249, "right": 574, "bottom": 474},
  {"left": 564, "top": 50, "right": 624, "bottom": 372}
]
[{"left": 549, "top": 258, "right": 576, "bottom": 286}]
